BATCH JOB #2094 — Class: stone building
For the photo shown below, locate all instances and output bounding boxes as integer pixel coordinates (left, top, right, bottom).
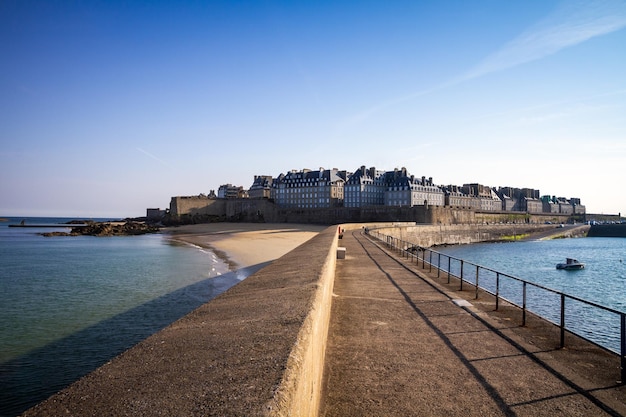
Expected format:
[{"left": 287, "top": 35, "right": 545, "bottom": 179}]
[
  {"left": 271, "top": 168, "right": 348, "bottom": 209},
  {"left": 519, "top": 188, "right": 543, "bottom": 213},
  {"left": 344, "top": 166, "right": 389, "bottom": 208},
  {"left": 248, "top": 175, "right": 273, "bottom": 199},
  {"left": 384, "top": 168, "right": 444, "bottom": 208},
  {"left": 542, "top": 196, "right": 560, "bottom": 214},
  {"left": 462, "top": 183, "right": 501, "bottom": 212},
  {"left": 218, "top": 184, "right": 247, "bottom": 199},
  {"left": 443, "top": 185, "right": 473, "bottom": 208},
  {"left": 497, "top": 188, "right": 515, "bottom": 211}
]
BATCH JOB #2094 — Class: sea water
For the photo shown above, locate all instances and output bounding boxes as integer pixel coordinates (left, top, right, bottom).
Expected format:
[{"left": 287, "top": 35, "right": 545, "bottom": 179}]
[
  {"left": 437, "top": 237, "right": 626, "bottom": 353},
  {"left": 0, "top": 217, "right": 239, "bottom": 417}
]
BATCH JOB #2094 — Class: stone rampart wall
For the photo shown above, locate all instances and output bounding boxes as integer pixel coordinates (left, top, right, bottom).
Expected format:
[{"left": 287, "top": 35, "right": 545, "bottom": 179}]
[
  {"left": 170, "top": 197, "right": 574, "bottom": 226},
  {"left": 169, "top": 196, "right": 226, "bottom": 218}
]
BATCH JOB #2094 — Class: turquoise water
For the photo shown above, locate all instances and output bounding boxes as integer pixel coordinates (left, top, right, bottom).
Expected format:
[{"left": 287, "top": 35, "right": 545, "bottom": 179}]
[
  {"left": 437, "top": 237, "right": 626, "bottom": 353},
  {"left": 0, "top": 217, "right": 241, "bottom": 416}
]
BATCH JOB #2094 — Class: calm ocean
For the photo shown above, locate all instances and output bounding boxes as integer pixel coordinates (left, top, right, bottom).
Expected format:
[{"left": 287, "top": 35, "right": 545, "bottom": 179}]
[
  {"left": 437, "top": 236, "right": 626, "bottom": 354},
  {"left": 0, "top": 217, "right": 242, "bottom": 417}
]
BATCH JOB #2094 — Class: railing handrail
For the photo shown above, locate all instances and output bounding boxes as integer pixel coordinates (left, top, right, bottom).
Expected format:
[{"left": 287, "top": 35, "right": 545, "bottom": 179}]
[
  {"left": 366, "top": 228, "right": 625, "bottom": 383},
  {"left": 369, "top": 229, "right": 625, "bottom": 316}
]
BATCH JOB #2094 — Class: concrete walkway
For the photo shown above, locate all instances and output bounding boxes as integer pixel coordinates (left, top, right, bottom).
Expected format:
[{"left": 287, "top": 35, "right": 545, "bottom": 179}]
[{"left": 321, "top": 229, "right": 626, "bottom": 417}]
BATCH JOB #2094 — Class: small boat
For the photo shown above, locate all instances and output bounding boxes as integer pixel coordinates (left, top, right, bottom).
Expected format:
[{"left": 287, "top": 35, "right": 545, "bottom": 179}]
[{"left": 556, "top": 258, "right": 585, "bottom": 270}]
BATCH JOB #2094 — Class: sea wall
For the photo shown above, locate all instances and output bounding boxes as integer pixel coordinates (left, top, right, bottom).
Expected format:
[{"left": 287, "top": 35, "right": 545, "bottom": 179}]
[
  {"left": 587, "top": 223, "right": 626, "bottom": 237},
  {"left": 372, "top": 223, "right": 560, "bottom": 247}
]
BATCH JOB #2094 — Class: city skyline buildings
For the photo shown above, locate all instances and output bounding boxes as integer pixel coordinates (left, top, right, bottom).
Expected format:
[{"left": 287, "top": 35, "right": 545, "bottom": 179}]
[{"left": 214, "top": 164, "right": 585, "bottom": 216}]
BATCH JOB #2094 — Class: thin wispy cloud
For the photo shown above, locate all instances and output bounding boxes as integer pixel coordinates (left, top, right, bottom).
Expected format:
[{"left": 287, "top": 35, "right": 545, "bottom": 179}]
[
  {"left": 458, "top": 0, "right": 626, "bottom": 82},
  {"left": 463, "top": 88, "right": 626, "bottom": 123},
  {"left": 136, "top": 147, "right": 171, "bottom": 168},
  {"left": 342, "top": 0, "right": 626, "bottom": 128}
]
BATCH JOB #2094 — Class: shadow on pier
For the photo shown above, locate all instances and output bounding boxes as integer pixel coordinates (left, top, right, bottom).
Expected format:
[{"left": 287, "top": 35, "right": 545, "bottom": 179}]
[{"left": 0, "top": 263, "right": 268, "bottom": 417}]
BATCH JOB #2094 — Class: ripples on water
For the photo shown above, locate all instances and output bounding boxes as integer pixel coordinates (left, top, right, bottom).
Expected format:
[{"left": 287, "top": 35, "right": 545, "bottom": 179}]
[
  {"left": 438, "top": 237, "right": 626, "bottom": 353},
  {"left": 0, "top": 218, "right": 240, "bottom": 416}
]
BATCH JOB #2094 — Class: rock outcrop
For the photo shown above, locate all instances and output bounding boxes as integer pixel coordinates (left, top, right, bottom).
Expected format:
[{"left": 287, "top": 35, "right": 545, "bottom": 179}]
[{"left": 41, "top": 221, "right": 160, "bottom": 237}]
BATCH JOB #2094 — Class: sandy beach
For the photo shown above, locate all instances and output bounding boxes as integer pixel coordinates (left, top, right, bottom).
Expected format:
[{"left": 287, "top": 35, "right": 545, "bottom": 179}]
[{"left": 164, "top": 222, "right": 328, "bottom": 270}]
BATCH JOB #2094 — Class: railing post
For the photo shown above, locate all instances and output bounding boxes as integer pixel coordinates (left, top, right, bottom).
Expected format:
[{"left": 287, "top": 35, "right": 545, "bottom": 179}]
[
  {"left": 560, "top": 294, "right": 566, "bottom": 348},
  {"left": 429, "top": 250, "right": 432, "bottom": 273},
  {"left": 621, "top": 313, "right": 625, "bottom": 384},
  {"left": 437, "top": 253, "right": 441, "bottom": 278},
  {"left": 522, "top": 282, "right": 527, "bottom": 326},
  {"left": 460, "top": 260, "right": 464, "bottom": 291},
  {"left": 421, "top": 249, "right": 426, "bottom": 269},
  {"left": 495, "top": 272, "right": 500, "bottom": 311},
  {"left": 475, "top": 265, "right": 479, "bottom": 299},
  {"left": 447, "top": 257, "right": 451, "bottom": 284}
]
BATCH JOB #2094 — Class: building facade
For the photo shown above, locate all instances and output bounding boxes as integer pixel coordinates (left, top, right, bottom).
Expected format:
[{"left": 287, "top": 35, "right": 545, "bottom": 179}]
[
  {"left": 198, "top": 164, "right": 587, "bottom": 217},
  {"left": 218, "top": 184, "right": 247, "bottom": 199},
  {"left": 248, "top": 175, "right": 273, "bottom": 199},
  {"left": 344, "top": 166, "right": 389, "bottom": 208},
  {"left": 384, "top": 168, "right": 445, "bottom": 207},
  {"left": 271, "top": 168, "right": 347, "bottom": 208}
]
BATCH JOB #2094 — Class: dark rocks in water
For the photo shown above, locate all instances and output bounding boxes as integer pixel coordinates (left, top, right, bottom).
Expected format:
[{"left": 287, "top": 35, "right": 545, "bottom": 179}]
[
  {"left": 75, "top": 221, "right": 160, "bottom": 236},
  {"left": 41, "top": 221, "right": 160, "bottom": 237},
  {"left": 40, "top": 231, "right": 73, "bottom": 237}
]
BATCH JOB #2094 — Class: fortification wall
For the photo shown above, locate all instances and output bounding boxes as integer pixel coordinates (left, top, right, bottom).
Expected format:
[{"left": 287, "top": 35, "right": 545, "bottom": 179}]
[
  {"left": 225, "top": 199, "right": 280, "bottom": 222},
  {"left": 169, "top": 196, "right": 225, "bottom": 218},
  {"left": 169, "top": 197, "right": 577, "bottom": 226}
]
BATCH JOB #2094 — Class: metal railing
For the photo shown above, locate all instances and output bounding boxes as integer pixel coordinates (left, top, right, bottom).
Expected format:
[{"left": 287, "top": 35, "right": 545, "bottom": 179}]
[{"left": 367, "top": 229, "right": 626, "bottom": 383}]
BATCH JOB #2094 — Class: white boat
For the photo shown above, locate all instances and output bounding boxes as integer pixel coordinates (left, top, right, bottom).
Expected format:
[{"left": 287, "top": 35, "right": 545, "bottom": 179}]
[{"left": 556, "top": 258, "right": 585, "bottom": 270}]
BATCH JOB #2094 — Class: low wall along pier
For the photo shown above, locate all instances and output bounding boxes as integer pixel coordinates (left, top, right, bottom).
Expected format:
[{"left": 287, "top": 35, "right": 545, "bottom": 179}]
[
  {"left": 374, "top": 223, "right": 562, "bottom": 247},
  {"left": 22, "top": 226, "right": 340, "bottom": 417}
]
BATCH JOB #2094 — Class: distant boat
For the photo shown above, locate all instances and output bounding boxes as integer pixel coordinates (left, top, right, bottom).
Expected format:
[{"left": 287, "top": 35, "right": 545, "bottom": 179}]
[{"left": 556, "top": 258, "right": 585, "bottom": 270}]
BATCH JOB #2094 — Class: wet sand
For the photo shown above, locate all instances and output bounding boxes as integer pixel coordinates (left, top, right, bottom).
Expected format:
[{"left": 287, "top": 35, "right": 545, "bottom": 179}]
[{"left": 165, "top": 222, "right": 327, "bottom": 270}]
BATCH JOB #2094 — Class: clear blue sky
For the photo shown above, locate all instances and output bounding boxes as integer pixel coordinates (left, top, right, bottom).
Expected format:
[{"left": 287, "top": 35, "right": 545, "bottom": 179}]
[{"left": 1, "top": 0, "right": 625, "bottom": 218}]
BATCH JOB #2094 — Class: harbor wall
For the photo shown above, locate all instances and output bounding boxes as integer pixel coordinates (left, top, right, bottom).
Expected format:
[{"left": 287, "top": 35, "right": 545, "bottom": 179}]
[
  {"left": 587, "top": 223, "right": 626, "bottom": 237},
  {"left": 371, "top": 223, "right": 564, "bottom": 247}
]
